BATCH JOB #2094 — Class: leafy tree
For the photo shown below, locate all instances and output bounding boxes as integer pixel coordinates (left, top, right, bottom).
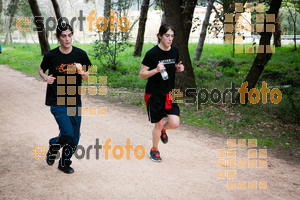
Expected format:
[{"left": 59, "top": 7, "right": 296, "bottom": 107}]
[
  {"left": 274, "top": 10, "right": 282, "bottom": 47},
  {"left": 103, "top": 0, "right": 111, "bottom": 44},
  {"left": 282, "top": 0, "right": 300, "bottom": 50},
  {"left": 194, "top": 0, "right": 215, "bottom": 61},
  {"left": 280, "top": 7, "right": 300, "bottom": 35},
  {"left": 4, "top": 0, "right": 20, "bottom": 44},
  {"left": 28, "top": 0, "right": 50, "bottom": 55},
  {"left": 93, "top": 1, "right": 133, "bottom": 71},
  {"left": 235, "top": 0, "right": 283, "bottom": 104},
  {"left": 162, "top": 0, "right": 197, "bottom": 89},
  {"left": 133, "top": 0, "right": 150, "bottom": 57},
  {"left": 50, "top": 0, "right": 62, "bottom": 24}
]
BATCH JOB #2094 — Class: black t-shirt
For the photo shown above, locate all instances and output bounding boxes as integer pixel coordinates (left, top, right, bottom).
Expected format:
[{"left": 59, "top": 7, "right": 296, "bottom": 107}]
[
  {"left": 142, "top": 45, "right": 179, "bottom": 95},
  {"left": 40, "top": 46, "right": 92, "bottom": 106}
]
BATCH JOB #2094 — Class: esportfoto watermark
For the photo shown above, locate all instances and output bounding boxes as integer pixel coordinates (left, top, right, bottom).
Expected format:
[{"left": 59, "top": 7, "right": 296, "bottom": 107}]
[
  {"left": 169, "top": 81, "right": 282, "bottom": 107},
  {"left": 217, "top": 139, "right": 268, "bottom": 190},
  {"left": 55, "top": 65, "right": 108, "bottom": 116},
  {"left": 17, "top": 9, "right": 129, "bottom": 32},
  {"left": 33, "top": 138, "right": 145, "bottom": 162}
]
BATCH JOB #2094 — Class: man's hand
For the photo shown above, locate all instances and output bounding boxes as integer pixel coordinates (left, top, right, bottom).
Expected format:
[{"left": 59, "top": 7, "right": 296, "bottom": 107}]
[
  {"left": 74, "top": 63, "right": 89, "bottom": 81},
  {"left": 156, "top": 62, "right": 166, "bottom": 73},
  {"left": 176, "top": 61, "right": 184, "bottom": 72},
  {"left": 44, "top": 75, "right": 56, "bottom": 84},
  {"left": 74, "top": 63, "right": 84, "bottom": 74}
]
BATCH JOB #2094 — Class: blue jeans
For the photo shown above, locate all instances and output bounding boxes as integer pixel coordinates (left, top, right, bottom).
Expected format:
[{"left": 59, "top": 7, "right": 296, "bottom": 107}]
[{"left": 49, "top": 105, "right": 81, "bottom": 167}]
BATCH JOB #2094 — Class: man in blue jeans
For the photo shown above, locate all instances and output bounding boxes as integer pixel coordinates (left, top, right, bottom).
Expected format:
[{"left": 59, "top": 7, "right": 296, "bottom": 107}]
[{"left": 38, "top": 23, "right": 91, "bottom": 174}]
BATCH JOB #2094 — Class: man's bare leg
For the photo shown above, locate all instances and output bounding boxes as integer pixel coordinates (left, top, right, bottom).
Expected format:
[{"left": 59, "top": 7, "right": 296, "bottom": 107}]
[
  {"left": 163, "top": 114, "right": 180, "bottom": 131},
  {"left": 152, "top": 119, "right": 164, "bottom": 148}
]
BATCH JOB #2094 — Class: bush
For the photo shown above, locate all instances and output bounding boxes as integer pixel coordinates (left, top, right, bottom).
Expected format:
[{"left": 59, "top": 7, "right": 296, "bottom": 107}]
[
  {"left": 223, "top": 67, "right": 236, "bottom": 77},
  {"left": 279, "top": 86, "right": 300, "bottom": 123},
  {"left": 219, "top": 57, "right": 235, "bottom": 68},
  {"left": 194, "top": 67, "right": 216, "bottom": 80}
]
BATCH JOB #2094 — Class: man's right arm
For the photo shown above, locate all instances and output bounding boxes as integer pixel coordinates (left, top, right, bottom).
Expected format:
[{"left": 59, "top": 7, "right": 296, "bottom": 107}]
[
  {"left": 38, "top": 67, "right": 56, "bottom": 84},
  {"left": 139, "top": 63, "right": 165, "bottom": 79}
]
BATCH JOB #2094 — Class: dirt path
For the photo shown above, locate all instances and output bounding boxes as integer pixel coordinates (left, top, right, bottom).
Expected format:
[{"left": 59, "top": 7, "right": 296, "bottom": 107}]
[{"left": 0, "top": 65, "right": 299, "bottom": 200}]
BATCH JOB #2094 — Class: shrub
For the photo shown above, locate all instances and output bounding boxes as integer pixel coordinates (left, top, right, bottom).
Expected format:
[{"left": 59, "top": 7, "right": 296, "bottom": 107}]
[
  {"left": 223, "top": 67, "right": 236, "bottom": 77},
  {"left": 219, "top": 57, "right": 235, "bottom": 68}
]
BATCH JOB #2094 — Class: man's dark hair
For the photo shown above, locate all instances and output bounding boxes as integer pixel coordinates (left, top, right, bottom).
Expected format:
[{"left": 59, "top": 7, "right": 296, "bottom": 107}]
[
  {"left": 56, "top": 23, "right": 74, "bottom": 38},
  {"left": 157, "top": 24, "right": 175, "bottom": 43}
]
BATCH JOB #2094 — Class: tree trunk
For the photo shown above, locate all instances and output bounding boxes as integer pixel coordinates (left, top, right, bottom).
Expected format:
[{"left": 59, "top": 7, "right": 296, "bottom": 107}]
[
  {"left": 103, "top": 0, "right": 111, "bottom": 44},
  {"left": 50, "top": 0, "right": 62, "bottom": 24},
  {"left": 4, "top": 16, "right": 12, "bottom": 44},
  {"left": 158, "top": 1, "right": 166, "bottom": 25},
  {"left": 235, "top": 0, "right": 283, "bottom": 104},
  {"left": 0, "top": 0, "right": 3, "bottom": 14},
  {"left": 293, "top": 19, "right": 297, "bottom": 51},
  {"left": 133, "top": 0, "right": 150, "bottom": 57},
  {"left": 287, "top": 6, "right": 297, "bottom": 51},
  {"left": 28, "top": 0, "right": 50, "bottom": 55},
  {"left": 194, "top": 0, "right": 214, "bottom": 61},
  {"left": 293, "top": 10, "right": 297, "bottom": 51},
  {"left": 274, "top": 10, "right": 282, "bottom": 47},
  {"left": 4, "top": 0, "right": 20, "bottom": 44},
  {"left": 163, "top": 0, "right": 197, "bottom": 90},
  {"left": 161, "top": 11, "right": 166, "bottom": 25}
]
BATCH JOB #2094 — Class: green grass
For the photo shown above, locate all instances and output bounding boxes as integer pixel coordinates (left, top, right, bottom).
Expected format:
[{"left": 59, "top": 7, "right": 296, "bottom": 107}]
[
  {"left": 1, "top": 42, "right": 298, "bottom": 88},
  {"left": 0, "top": 42, "right": 299, "bottom": 151}
]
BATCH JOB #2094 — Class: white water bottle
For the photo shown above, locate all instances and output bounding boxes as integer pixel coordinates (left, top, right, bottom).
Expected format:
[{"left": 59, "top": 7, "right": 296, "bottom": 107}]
[{"left": 160, "top": 69, "right": 169, "bottom": 80}]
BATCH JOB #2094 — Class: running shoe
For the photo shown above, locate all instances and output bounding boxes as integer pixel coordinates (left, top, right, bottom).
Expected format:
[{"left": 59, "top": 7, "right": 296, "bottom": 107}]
[
  {"left": 149, "top": 149, "right": 162, "bottom": 162},
  {"left": 58, "top": 164, "right": 74, "bottom": 174},
  {"left": 46, "top": 145, "right": 55, "bottom": 166},
  {"left": 161, "top": 130, "right": 168, "bottom": 144}
]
